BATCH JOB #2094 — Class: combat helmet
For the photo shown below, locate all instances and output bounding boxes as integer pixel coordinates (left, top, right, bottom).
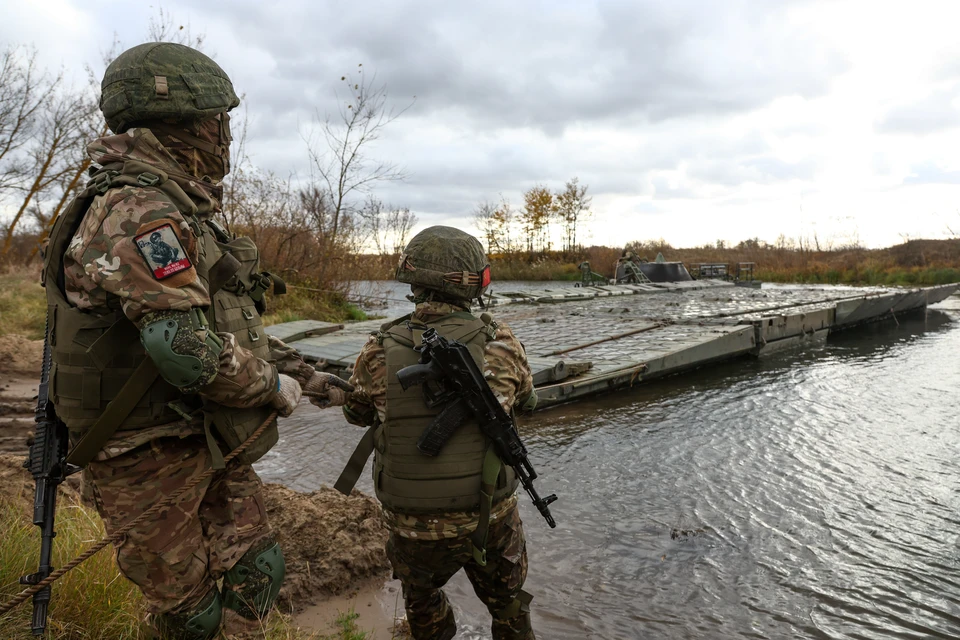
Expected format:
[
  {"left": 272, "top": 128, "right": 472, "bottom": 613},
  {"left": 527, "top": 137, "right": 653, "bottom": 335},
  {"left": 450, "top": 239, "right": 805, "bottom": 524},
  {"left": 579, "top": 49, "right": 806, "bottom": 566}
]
[
  {"left": 396, "top": 226, "right": 491, "bottom": 302},
  {"left": 100, "top": 42, "right": 240, "bottom": 133}
]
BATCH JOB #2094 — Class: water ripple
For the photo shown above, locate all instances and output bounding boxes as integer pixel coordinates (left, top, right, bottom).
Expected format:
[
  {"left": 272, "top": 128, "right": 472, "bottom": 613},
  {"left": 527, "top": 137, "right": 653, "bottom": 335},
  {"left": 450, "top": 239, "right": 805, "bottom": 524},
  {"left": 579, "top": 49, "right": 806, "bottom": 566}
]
[{"left": 261, "top": 306, "right": 960, "bottom": 639}]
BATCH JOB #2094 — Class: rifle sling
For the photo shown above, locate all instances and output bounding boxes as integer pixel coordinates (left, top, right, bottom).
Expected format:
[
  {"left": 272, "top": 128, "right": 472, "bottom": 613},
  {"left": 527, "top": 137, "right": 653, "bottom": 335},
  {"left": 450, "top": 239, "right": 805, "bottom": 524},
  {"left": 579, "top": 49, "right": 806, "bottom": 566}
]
[
  {"left": 65, "top": 358, "right": 161, "bottom": 467},
  {"left": 334, "top": 423, "right": 379, "bottom": 495},
  {"left": 469, "top": 446, "right": 502, "bottom": 567}
]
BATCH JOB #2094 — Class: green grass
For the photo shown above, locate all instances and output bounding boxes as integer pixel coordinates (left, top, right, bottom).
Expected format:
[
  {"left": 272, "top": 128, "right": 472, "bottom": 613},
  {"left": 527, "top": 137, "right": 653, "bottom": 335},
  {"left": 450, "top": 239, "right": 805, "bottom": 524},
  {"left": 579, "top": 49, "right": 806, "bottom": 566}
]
[
  {"left": 261, "top": 287, "right": 369, "bottom": 327},
  {"left": 0, "top": 270, "right": 46, "bottom": 339},
  {"left": 329, "top": 610, "right": 369, "bottom": 640},
  {"left": 0, "top": 496, "right": 373, "bottom": 640}
]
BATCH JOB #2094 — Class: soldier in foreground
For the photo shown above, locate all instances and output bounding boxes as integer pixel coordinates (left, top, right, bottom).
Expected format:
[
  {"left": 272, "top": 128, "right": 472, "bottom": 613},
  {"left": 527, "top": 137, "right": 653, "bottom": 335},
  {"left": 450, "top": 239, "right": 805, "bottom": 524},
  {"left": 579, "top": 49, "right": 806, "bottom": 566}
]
[
  {"left": 42, "top": 42, "right": 351, "bottom": 638},
  {"left": 340, "top": 226, "right": 540, "bottom": 640}
]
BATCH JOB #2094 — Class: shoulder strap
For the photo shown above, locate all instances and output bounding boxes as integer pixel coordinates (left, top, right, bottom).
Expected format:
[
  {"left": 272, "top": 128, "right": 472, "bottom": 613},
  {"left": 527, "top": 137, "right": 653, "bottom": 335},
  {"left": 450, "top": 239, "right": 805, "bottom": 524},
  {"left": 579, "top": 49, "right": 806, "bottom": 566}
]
[
  {"left": 65, "top": 358, "right": 161, "bottom": 467},
  {"left": 468, "top": 446, "right": 503, "bottom": 567},
  {"left": 333, "top": 423, "right": 379, "bottom": 496}
]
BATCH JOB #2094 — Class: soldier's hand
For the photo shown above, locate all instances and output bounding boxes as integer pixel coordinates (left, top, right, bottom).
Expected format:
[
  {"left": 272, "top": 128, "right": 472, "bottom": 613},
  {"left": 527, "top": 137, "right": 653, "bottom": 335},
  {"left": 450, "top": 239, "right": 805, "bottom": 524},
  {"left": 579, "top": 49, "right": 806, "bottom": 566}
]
[
  {"left": 271, "top": 374, "right": 303, "bottom": 416},
  {"left": 303, "top": 372, "right": 355, "bottom": 408}
]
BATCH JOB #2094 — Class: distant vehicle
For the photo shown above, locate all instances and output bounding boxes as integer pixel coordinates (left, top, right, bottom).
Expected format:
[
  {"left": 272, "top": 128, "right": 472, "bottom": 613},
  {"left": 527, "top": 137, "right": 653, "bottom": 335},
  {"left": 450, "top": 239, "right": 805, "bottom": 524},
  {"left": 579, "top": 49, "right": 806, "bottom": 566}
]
[
  {"left": 691, "top": 261, "right": 760, "bottom": 288},
  {"left": 615, "top": 251, "right": 693, "bottom": 283}
]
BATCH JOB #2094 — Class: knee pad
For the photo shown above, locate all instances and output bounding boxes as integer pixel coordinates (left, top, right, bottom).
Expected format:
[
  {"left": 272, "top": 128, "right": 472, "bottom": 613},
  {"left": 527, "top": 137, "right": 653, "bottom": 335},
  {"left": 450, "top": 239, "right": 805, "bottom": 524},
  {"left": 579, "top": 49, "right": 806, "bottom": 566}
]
[
  {"left": 223, "top": 538, "right": 286, "bottom": 620},
  {"left": 154, "top": 588, "right": 222, "bottom": 640}
]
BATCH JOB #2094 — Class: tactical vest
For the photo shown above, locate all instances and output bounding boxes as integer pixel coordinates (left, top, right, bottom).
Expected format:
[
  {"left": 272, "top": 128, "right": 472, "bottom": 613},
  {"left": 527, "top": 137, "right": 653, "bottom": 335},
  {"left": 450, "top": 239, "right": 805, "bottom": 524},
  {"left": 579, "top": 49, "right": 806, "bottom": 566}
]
[
  {"left": 43, "top": 160, "right": 279, "bottom": 467},
  {"left": 374, "top": 313, "right": 519, "bottom": 514}
]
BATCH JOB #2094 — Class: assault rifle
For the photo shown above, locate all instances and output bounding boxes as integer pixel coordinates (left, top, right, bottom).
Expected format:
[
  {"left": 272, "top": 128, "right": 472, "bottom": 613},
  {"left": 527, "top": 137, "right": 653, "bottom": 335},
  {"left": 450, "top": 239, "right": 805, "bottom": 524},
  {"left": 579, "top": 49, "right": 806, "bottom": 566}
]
[
  {"left": 396, "top": 327, "right": 558, "bottom": 528},
  {"left": 20, "top": 313, "right": 78, "bottom": 635}
]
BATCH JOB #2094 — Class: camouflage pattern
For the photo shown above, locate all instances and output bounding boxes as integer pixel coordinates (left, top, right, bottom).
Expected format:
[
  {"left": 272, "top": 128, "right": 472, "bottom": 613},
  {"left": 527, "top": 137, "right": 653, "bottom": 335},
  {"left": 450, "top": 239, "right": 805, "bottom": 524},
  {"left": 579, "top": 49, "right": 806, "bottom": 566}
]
[
  {"left": 100, "top": 42, "right": 239, "bottom": 133},
  {"left": 65, "top": 129, "right": 216, "bottom": 320},
  {"left": 344, "top": 300, "right": 535, "bottom": 444},
  {"left": 383, "top": 494, "right": 518, "bottom": 541},
  {"left": 268, "top": 335, "right": 321, "bottom": 386},
  {"left": 205, "top": 331, "right": 280, "bottom": 409},
  {"left": 62, "top": 127, "right": 298, "bottom": 458},
  {"left": 386, "top": 504, "right": 534, "bottom": 640},
  {"left": 345, "top": 299, "right": 538, "bottom": 638},
  {"left": 57, "top": 65, "right": 299, "bottom": 636},
  {"left": 151, "top": 113, "right": 232, "bottom": 183},
  {"left": 83, "top": 435, "right": 272, "bottom": 638},
  {"left": 396, "top": 225, "right": 491, "bottom": 301}
]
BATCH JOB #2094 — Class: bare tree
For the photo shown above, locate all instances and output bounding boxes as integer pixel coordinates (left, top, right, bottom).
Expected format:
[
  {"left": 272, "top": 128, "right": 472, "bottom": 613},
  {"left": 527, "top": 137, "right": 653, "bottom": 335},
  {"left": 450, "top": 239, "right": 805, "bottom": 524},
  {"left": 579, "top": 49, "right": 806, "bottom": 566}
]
[
  {"left": 387, "top": 207, "right": 417, "bottom": 255},
  {"left": 475, "top": 200, "right": 500, "bottom": 254},
  {"left": 0, "top": 47, "right": 60, "bottom": 198},
  {"left": 0, "top": 44, "right": 105, "bottom": 259},
  {"left": 12, "top": 8, "right": 208, "bottom": 263},
  {"left": 553, "top": 177, "right": 591, "bottom": 253},
  {"left": 475, "top": 195, "right": 517, "bottom": 255},
  {"left": 301, "top": 64, "right": 412, "bottom": 283},
  {"left": 358, "top": 196, "right": 418, "bottom": 256},
  {"left": 146, "top": 7, "right": 205, "bottom": 49}
]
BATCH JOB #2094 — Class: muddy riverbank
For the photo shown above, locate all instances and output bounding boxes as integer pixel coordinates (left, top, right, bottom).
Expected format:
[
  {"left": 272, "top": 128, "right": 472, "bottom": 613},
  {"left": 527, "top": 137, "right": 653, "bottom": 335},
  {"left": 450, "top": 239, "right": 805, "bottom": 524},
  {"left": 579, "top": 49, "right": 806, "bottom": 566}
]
[{"left": 0, "top": 332, "right": 399, "bottom": 635}]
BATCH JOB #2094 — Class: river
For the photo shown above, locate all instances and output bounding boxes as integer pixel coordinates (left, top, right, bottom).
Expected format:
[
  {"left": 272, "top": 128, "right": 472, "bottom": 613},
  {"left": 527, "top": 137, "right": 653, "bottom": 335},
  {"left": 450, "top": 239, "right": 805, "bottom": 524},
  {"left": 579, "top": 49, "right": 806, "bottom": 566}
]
[{"left": 258, "top": 284, "right": 960, "bottom": 639}]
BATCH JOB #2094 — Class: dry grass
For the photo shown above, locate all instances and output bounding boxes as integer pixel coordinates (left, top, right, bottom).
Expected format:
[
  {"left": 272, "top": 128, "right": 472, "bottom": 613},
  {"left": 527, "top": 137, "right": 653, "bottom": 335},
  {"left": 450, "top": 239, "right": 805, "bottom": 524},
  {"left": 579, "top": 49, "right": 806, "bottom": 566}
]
[
  {"left": 0, "top": 268, "right": 46, "bottom": 340},
  {"left": 483, "top": 239, "right": 960, "bottom": 285},
  {"left": 0, "top": 495, "right": 372, "bottom": 639},
  {"left": 0, "top": 266, "right": 367, "bottom": 340}
]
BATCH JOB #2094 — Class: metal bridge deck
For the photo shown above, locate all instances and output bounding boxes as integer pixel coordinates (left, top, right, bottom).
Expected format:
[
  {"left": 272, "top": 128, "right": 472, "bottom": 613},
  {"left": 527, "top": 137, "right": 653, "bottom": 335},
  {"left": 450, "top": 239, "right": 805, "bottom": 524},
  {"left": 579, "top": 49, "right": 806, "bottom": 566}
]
[{"left": 267, "top": 282, "right": 958, "bottom": 409}]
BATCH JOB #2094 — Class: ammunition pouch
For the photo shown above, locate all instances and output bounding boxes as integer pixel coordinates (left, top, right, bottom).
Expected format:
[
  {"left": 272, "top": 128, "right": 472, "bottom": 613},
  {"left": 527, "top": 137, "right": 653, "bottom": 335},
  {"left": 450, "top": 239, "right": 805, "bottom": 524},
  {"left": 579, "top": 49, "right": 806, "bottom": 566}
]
[{"left": 195, "top": 222, "right": 279, "bottom": 467}]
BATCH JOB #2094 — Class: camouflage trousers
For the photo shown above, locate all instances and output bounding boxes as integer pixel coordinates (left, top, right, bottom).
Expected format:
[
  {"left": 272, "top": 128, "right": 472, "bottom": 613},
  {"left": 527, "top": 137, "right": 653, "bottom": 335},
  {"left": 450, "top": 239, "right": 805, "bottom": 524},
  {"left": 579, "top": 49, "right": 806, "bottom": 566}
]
[
  {"left": 386, "top": 505, "right": 535, "bottom": 640},
  {"left": 83, "top": 435, "right": 274, "bottom": 638}
]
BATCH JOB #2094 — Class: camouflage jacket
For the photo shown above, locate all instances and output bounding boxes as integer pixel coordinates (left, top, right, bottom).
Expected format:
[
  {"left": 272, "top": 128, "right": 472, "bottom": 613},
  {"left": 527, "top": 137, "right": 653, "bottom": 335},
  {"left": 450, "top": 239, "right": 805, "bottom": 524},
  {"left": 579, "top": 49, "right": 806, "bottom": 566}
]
[
  {"left": 62, "top": 128, "right": 308, "bottom": 459},
  {"left": 344, "top": 301, "right": 535, "bottom": 539}
]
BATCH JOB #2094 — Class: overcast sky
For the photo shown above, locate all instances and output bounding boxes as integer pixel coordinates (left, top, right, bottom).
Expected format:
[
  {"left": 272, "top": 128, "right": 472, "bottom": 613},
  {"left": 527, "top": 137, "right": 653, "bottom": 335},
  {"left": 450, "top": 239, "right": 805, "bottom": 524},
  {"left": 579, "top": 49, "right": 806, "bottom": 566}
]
[{"left": 5, "top": 0, "right": 960, "bottom": 249}]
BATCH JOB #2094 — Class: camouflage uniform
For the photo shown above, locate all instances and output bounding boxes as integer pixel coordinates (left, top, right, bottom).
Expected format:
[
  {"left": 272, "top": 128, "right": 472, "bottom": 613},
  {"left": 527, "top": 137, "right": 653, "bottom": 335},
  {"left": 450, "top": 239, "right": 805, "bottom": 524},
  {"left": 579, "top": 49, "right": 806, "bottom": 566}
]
[
  {"left": 65, "top": 128, "right": 310, "bottom": 638},
  {"left": 345, "top": 301, "right": 537, "bottom": 640}
]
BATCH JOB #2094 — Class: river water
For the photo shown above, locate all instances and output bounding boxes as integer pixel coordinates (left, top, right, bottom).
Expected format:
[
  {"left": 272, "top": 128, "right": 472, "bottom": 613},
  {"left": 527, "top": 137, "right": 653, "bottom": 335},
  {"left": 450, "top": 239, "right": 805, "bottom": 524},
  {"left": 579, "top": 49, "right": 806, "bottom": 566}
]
[{"left": 259, "top": 285, "right": 960, "bottom": 639}]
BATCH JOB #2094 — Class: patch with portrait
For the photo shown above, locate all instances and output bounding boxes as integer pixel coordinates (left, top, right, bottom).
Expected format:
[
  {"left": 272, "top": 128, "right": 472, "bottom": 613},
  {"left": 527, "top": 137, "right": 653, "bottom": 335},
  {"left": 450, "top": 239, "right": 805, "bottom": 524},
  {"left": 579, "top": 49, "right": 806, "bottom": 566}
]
[{"left": 134, "top": 223, "right": 192, "bottom": 280}]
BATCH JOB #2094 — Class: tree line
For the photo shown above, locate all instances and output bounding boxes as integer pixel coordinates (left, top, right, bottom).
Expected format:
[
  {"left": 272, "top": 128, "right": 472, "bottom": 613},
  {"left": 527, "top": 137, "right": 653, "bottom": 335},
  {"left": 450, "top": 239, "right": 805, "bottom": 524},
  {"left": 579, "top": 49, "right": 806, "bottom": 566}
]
[
  {"left": 474, "top": 178, "right": 592, "bottom": 257},
  {"left": 0, "top": 11, "right": 416, "bottom": 296}
]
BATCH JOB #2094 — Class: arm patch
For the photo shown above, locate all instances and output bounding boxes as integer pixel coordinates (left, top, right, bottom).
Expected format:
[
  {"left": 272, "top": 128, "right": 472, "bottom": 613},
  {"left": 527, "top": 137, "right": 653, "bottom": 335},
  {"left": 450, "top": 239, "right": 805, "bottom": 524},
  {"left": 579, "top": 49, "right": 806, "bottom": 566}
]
[{"left": 135, "top": 223, "right": 192, "bottom": 280}]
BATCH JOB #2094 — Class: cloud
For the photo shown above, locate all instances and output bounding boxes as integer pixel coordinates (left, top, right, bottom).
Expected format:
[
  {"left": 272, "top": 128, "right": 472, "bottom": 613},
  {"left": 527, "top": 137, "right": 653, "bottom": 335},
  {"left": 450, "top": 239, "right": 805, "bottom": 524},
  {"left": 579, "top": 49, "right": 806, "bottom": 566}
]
[
  {"left": 170, "top": 0, "right": 847, "bottom": 135},
  {"left": 7, "top": 0, "right": 960, "bottom": 249},
  {"left": 904, "top": 162, "right": 960, "bottom": 185},
  {"left": 877, "top": 84, "right": 960, "bottom": 134}
]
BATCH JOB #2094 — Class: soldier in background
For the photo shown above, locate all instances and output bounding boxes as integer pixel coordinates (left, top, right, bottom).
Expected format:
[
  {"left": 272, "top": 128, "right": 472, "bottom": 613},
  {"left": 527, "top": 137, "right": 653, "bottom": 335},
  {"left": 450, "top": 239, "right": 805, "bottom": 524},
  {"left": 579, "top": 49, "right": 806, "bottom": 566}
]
[
  {"left": 341, "top": 226, "right": 539, "bottom": 640},
  {"left": 43, "top": 42, "right": 351, "bottom": 638}
]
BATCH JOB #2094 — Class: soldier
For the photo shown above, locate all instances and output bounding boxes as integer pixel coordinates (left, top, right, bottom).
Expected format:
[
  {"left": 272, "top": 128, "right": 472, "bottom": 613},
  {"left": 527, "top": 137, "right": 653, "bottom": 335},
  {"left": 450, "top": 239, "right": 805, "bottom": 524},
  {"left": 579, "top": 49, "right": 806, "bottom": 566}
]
[
  {"left": 42, "top": 42, "right": 352, "bottom": 639},
  {"left": 340, "top": 226, "right": 540, "bottom": 640},
  {"left": 146, "top": 230, "right": 181, "bottom": 267}
]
